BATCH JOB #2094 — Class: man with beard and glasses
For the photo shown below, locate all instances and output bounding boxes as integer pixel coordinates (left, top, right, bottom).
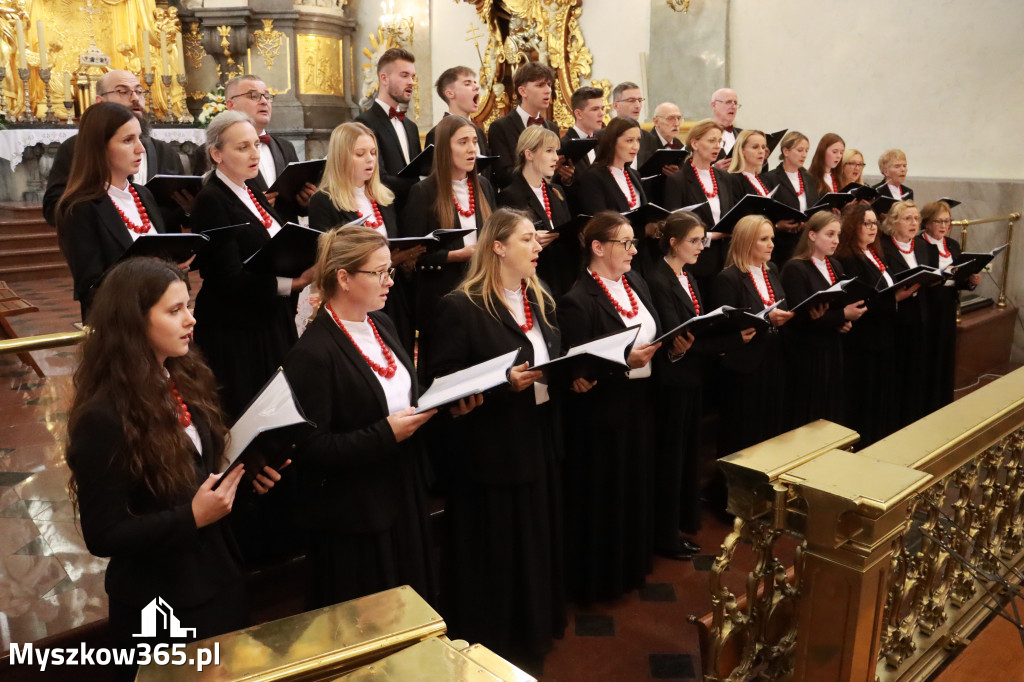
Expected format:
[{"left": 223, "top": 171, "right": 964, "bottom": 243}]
[
  {"left": 43, "top": 70, "right": 190, "bottom": 229},
  {"left": 355, "top": 47, "right": 422, "bottom": 209}
]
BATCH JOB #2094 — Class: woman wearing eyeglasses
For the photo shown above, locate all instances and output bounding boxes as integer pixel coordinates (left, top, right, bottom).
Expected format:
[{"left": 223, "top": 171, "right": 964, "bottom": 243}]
[
  {"left": 727, "top": 129, "right": 775, "bottom": 197},
  {"left": 189, "top": 110, "right": 314, "bottom": 420},
  {"left": 664, "top": 119, "right": 740, "bottom": 291},
  {"left": 423, "top": 208, "right": 565, "bottom": 665},
  {"left": 306, "top": 122, "right": 421, "bottom": 350},
  {"left": 780, "top": 212, "right": 866, "bottom": 428},
  {"left": 762, "top": 132, "right": 818, "bottom": 266},
  {"left": 55, "top": 102, "right": 170, "bottom": 321},
  {"left": 400, "top": 115, "right": 495, "bottom": 368},
  {"left": 284, "top": 225, "right": 462, "bottom": 610},
  {"left": 835, "top": 203, "right": 918, "bottom": 446},
  {"left": 837, "top": 149, "right": 867, "bottom": 191},
  {"left": 711, "top": 215, "right": 794, "bottom": 459},
  {"left": 558, "top": 211, "right": 663, "bottom": 604},
  {"left": 646, "top": 211, "right": 712, "bottom": 560},
  {"left": 918, "top": 201, "right": 980, "bottom": 411},
  {"left": 497, "top": 126, "right": 575, "bottom": 297}
]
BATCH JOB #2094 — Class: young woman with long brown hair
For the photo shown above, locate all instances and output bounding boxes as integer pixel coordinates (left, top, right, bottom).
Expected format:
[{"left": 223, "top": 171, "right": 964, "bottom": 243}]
[{"left": 808, "top": 133, "right": 846, "bottom": 196}]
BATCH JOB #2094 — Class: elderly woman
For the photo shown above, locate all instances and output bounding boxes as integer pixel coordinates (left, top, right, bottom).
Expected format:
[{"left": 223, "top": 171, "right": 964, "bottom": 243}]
[
  {"left": 874, "top": 148, "right": 914, "bottom": 200},
  {"left": 808, "top": 133, "right": 846, "bottom": 196},
  {"left": 919, "top": 201, "right": 980, "bottom": 411},
  {"left": 762, "top": 131, "right": 818, "bottom": 265}
]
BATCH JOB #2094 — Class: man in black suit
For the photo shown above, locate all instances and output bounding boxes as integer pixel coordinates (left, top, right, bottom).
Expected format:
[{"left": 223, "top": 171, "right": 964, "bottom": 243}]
[
  {"left": 42, "top": 69, "right": 188, "bottom": 228},
  {"left": 487, "top": 61, "right": 563, "bottom": 190},
  {"left": 711, "top": 87, "right": 742, "bottom": 169},
  {"left": 223, "top": 74, "right": 315, "bottom": 225},
  {"left": 639, "top": 102, "right": 684, "bottom": 172},
  {"left": 425, "top": 66, "right": 489, "bottom": 154},
  {"left": 559, "top": 86, "right": 604, "bottom": 213},
  {"left": 355, "top": 47, "right": 422, "bottom": 209}
]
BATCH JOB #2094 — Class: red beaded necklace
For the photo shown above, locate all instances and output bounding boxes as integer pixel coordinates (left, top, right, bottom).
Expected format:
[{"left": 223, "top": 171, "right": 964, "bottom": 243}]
[
  {"left": 934, "top": 236, "right": 951, "bottom": 258},
  {"left": 891, "top": 236, "right": 914, "bottom": 255},
  {"left": 746, "top": 173, "right": 769, "bottom": 197},
  {"left": 358, "top": 199, "right": 384, "bottom": 229},
  {"left": 516, "top": 280, "right": 534, "bottom": 332},
  {"left": 326, "top": 302, "right": 397, "bottom": 378},
  {"left": 681, "top": 270, "right": 701, "bottom": 314},
  {"left": 453, "top": 178, "right": 476, "bottom": 218},
  {"left": 830, "top": 173, "right": 839, "bottom": 194},
  {"left": 615, "top": 168, "right": 638, "bottom": 208},
  {"left": 791, "top": 170, "right": 805, "bottom": 196},
  {"left": 691, "top": 162, "right": 719, "bottom": 198},
  {"left": 591, "top": 269, "right": 638, "bottom": 318},
  {"left": 865, "top": 247, "right": 887, "bottom": 272},
  {"left": 540, "top": 181, "right": 552, "bottom": 221},
  {"left": 748, "top": 265, "right": 776, "bottom": 306},
  {"left": 817, "top": 256, "right": 837, "bottom": 284},
  {"left": 245, "top": 187, "right": 274, "bottom": 229},
  {"left": 169, "top": 379, "right": 192, "bottom": 428},
  {"left": 113, "top": 185, "right": 154, "bottom": 234}
]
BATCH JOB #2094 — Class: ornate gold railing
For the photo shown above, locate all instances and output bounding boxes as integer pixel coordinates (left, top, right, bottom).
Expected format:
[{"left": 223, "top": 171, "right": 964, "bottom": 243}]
[
  {"left": 695, "top": 366, "right": 1024, "bottom": 681},
  {"left": 955, "top": 211, "right": 1018, "bottom": 309}
]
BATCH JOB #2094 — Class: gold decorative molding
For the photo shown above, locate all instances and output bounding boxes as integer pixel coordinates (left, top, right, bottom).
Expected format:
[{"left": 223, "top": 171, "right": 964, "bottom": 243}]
[
  {"left": 184, "top": 22, "right": 206, "bottom": 71},
  {"left": 252, "top": 19, "right": 284, "bottom": 70},
  {"left": 297, "top": 34, "right": 343, "bottom": 96},
  {"left": 666, "top": 0, "right": 691, "bottom": 12}
]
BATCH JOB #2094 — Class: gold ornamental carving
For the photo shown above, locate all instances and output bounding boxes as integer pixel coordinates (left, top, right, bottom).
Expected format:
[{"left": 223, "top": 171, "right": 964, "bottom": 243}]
[
  {"left": 666, "top": 0, "right": 691, "bottom": 13},
  {"left": 297, "top": 34, "right": 343, "bottom": 96},
  {"left": 252, "top": 19, "right": 284, "bottom": 70},
  {"left": 184, "top": 22, "right": 206, "bottom": 71},
  {"left": 462, "top": 0, "right": 595, "bottom": 131}
]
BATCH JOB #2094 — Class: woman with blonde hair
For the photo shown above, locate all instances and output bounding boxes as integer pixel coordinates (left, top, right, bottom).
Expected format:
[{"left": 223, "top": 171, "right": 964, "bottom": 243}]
[
  {"left": 423, "top": 207, "right": 564, "bottom": 664},
  {"left": 306, "top": 122, "right": 419, "bottom": 349},
  {"left": 711, "top": 215, "right": 794, "bottom": 456},
  {"left": 498, "top": 125, "right": 575, "bottom": 295},
  {"left": 837, "top": 148, "right": 867, "bottom": 190},
  {"left": 728, "top": 129, "right": 775, "bottom": 197}
]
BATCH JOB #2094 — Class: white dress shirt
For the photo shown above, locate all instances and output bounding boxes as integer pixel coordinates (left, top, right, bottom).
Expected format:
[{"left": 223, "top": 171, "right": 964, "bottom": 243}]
[
  {"left": 334, "top": 315, "right": 413, "bottom": 414},
  {"left": 786, "top": 170, "right": 808, "bottom": 211},
  {"left": 376, "top": 99, "right": 411, "bottom": 164},
  {"left": 608, "top": 166, "right": 639, "bottom": 209},
  {"left": 452, "top": 178, "right": 478, "bottom": 244},
  {"left": 592, "top": 270, "right": 657, "bottom": 379},
  {"left": 502, "top": 286, "right": 550, "bottom": 405},
  {"left": 694, "top": 167, "right": 722, "bottom": 222},
  {"left": 107, "top": 181, "right": 154, "bottom": 241},
  {"left": 216, "top": 169, "right": 291, "bottom": 295}
]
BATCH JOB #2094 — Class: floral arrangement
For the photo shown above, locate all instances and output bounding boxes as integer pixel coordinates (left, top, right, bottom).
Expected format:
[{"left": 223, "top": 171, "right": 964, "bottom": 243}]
[{"left": 194, "top": 84, "right": 227, "bottom": 128}]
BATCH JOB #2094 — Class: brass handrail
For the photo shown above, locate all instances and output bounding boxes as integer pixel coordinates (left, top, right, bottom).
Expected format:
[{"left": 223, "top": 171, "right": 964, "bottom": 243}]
[
  {"left": 951, "top": 212, "right": 1020, "bottom": 227},
  {"left": 954, "top": 212, "right": 1018, "bottom": 309},
  {"left": 0, "top": 330, "right": 86, "bottom": 355}
]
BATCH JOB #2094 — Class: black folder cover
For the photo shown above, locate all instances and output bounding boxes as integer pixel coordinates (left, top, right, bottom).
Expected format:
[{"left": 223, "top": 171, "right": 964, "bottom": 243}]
[
  {"left": 398, "top": 145, "right": 434, "bottom": 179},
  {"left": 557, "top": 138, "right": 599, "bottom": 163},
  {"left": 145, "top": 175, "right": 203, "bottom": 203},
  {"left": 243, "top": 223, "right": 323, "bottom": 277},
  {"left": 638, "top": 148, "right": 690, "bottom": 176},
  {"left": 267, "top": 159, "right": 326, "bottom": 198},
  {"left": 118, "top": 233, "right": 210, "bottom": 264}
]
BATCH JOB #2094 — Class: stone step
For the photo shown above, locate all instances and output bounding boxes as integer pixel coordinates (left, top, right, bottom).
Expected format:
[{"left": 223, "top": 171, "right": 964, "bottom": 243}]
[
  {"left": 0, "top": 202, "right": 44, "bottom": 221},
  {"left": 0, "top": 232, "right": 59, "bottom": 250},
  {"left": 0, "top": 217, "right": 56, "bottom": 236},
  {"left": 0, "top": 261, "right": 71, "bottom": 283},
  {"left": 0, "top": 246, "right": 66, "bottom": 269}
]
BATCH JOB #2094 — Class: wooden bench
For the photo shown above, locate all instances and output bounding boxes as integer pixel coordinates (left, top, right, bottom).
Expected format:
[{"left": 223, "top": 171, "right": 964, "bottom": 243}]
[{"left": 0, "top": 281, "right": 45, "bottom": 378}]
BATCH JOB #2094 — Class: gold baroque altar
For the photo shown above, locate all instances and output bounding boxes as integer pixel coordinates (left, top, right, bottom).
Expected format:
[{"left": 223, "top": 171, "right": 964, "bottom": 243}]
[{"left": 1, "top": 0, "right": 186, "bottom": 120}]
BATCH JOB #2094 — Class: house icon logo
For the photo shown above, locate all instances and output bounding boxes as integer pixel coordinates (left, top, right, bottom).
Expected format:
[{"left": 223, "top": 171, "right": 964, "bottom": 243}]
[{"left": 133, "top": 597, "right": 197, "bottom": 639}]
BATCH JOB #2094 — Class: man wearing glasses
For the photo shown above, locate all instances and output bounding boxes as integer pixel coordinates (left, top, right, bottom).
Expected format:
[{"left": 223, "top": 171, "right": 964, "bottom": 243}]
[
  {"left": 610, "top": 82, "right": 644, "bottom": 173},
  {"left": 710, "top": 88, "right": 742, "bottom": 169},
  {"left": 43, "top": 69, "right": 187, "bottom": 227},
  {"left": 222, "top": 74, "right": 315, "bottom": 225}
]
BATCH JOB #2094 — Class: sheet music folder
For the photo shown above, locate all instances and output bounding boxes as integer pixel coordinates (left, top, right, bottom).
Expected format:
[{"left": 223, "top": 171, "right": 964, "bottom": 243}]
[
  {"left": 388, "top": 228, "right": 476, "bottom": 251},
  {"left": 267, "top": 159, "right": 326, "bottom": 198},
  {"left": 243, "top": 223, "right": 323, "bottom": 278},
  {"left": 219, "top": 369, "right": 315, "bottom": 483},
  {"left": 532, "top": 325, "right": 640, "bottom": 381},
  {"left": 144, "top": 175, "right": 203, "bottom": 204},
  {"left": 117, "top": 233, "right": 210, "bottom": 265},
  {"left": 414, "top": 348, "right": 520, "bottom": 413}
]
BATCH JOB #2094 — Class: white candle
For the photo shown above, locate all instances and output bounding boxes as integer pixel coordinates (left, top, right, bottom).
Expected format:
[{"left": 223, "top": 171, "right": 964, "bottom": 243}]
[
  {"left": 63, "top": 70, "right": 72, "bottom": 97},
  {"left": 175, "top": 32, "right": 185, "bottom": 74},
  {"left": 160, "top": 31, "right": 169, "bottom": 74},
  {"left": 36, "top": 21, "right": 47, "bottom": 71},
  {"left": 15, "top": 17, "right": 27, "bottom": 71},
  {"left": 142, "top": 30, "right": 152, "bottom": 72}
]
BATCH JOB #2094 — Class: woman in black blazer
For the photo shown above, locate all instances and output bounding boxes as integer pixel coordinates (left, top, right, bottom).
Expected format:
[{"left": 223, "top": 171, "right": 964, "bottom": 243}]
[
  {"left": 65, "top": 258, "right": 284, "bottom": 679},
  {"left": 305, "top": 122, "right": 418, "bottom": 349},
  {"left": 727, "top": 129, "right": 776, "bottom": 198},
  {"left": 55, "top": 102, "right": 168, "bottom": 321},
  {"left": 918, "top": 201, "right": 981, "bottom": 410},
  {"left": 879, "top": 200, "right": 932, "bottom": 428},
  {"left": 762, "top": 131, "right": 819, "bottom": 266},
  {"left": 646, "top": 212, "right": 712, "bottom": 559},
  {"left": 835, "top": 203, "right": 918, "bottom": 446},
  {"left": 399, "top": 115, "right": 495, "bottom": 363},
  {"left": 422, "top": 208, "right": 565, "bottom": 664},
  {"left": 189, "top": 111, "right": 314, "bottom": 419},
  {"left": 664, "top": 119, "right": 739, "bottom": 289},
  {"left": 710, "top": 215, "right": 795, "bottom": 458},
  {"left": 780, "top": 212, "right": 867, "bottom": 428},
  {"left": 558, "top": 211, "right": 663, "bottom": 605},
  {"left": 284, "top": 225, "right": 450, "bottom": 610},
  {"left": 497, "top": 125, "right": 575, "bottom": 296}
]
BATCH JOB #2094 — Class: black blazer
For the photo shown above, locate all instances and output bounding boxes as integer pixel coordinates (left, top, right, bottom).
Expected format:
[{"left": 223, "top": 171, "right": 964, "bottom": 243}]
[
  {"left": 732, "top": 170, "right": 778, "bottom": 198},
  {"left": 44, "top": 133, "right": 185, "bottom": 227},
  {"left": 284, "top": 311, "right": 422, "bottom": 531},
  {"left": 710, "top": 264, "right": 788, "bottom": 374},
  {"left": 488, "top": 110, "right": 560, "bottom": 189},
  {"left": 425, "top": 289, "right": 561, "bottom": 485},
  {"left": 355, "top": 103, "right": 423, "bottom": 206},
  {"left": 575, "top": 164, "right": 647, "bottom": 215},
  {"left": 880, "top": 236, "right": 930, "bottom": 325},
  {"left": 761, "top": 164, "right": 820, "bottom": 211},
  {"left": 307, "top": 191, "right": 399, "bottom": 236},
  {"left": 646, "top": 257, "right": 710, "bottom": 388},
  {"left": 557, "top": 270, "right": 661, "bottom": 385},
  {"left": 190, "top": 174, "right": 288, "bottom": 329},
  {"left": 663, "top": 163, "right": 738, "bottom": 277},
  {"left": 872, "top": 179, "right": 914, "bottom": 201},
  {"left": 837, "top": 251, "right": 897, "bottom": 353},
  {"left": 498, "top": 174, "right": 577, "bottom": 296},
  {"left": 497, "top": 174, "right": 572, "bottom": 232},
  {"left": 247, "top": 133, "right": 302, "bottom": 224},
  {"left": 714, "top": 126, "right": 744, "bottom": 163},
  {"left": 67, "top": 395, "right": 241, "bottom": 610},
  {"left": 917, "top": 234, "right": 974, "bottom": 290},
  {"left": 57, "top": 184, "right": 166, "bottom": 315},
  {"left": 779, "top": 257, "right": 849, "bottom": 334}
]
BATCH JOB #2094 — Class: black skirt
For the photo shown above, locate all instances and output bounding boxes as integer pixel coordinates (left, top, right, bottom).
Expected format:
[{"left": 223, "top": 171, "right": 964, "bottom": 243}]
[
  {"left": 924, "top": 285, "right": 958, "bottom": 411},
  {"left": 563, "top": 376, "right": 655, "bottom": 605},
  {"left": 716, "top": 332, "right": 788, "bottom": 457},
  {"left": 655, "top": 385, "right": 703, "bottom": 541},
  {"left": 441, "top": 404, "right": 565, "bottom": 663},
  {"left": 783, "top": 328, "right": 846, "bottom": 429}
]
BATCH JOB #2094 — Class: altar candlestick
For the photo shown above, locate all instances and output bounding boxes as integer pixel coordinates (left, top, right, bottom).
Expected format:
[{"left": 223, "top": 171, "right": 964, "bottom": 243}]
[
  {"left": 15, "top": 18, "right": 27, "bottom": 71},
  {"left": 160, "top": 31, "right": 169, "bottom": 75},
  {"left": 175, "top": 33, "right": 185, "bottom": 74},
  {"left": 142, "top": 31, "right": 152, "bottom": 73},
  {"left": 36, "top": 21, "right": 47, "bottom": 71},
  {"left": 63, "top": 70, "right": 72, "bottom": 96}
]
